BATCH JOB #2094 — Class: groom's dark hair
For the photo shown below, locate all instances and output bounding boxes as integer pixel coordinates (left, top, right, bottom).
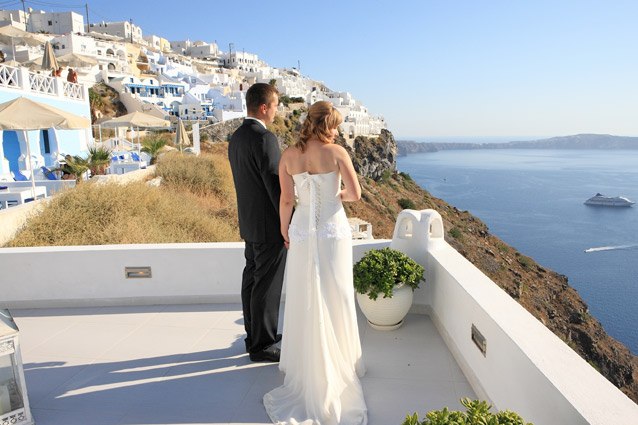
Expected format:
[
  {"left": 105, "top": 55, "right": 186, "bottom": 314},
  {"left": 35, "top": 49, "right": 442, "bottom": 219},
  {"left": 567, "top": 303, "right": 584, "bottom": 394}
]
[{"left": 246, "top": 83, "right": 279, "bottom": 113}]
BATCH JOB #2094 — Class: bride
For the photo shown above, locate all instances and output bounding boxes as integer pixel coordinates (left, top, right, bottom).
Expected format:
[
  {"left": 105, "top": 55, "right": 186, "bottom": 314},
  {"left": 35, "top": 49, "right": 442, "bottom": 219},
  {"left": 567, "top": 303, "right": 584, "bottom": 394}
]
[{"left": 263, "top": 101, "right": 367, "bottom": 425}]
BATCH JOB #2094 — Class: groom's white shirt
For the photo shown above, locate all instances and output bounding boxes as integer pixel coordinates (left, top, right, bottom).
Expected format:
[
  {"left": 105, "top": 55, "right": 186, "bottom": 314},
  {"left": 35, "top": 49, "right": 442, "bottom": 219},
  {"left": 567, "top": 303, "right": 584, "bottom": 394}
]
[{"left": 246, "top": 116, "right": 267, "bottom": 129}]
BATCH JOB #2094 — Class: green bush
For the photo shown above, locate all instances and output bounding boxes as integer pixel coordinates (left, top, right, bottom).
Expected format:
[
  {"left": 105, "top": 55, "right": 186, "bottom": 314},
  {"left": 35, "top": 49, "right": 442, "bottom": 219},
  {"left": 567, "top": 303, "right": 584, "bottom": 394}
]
[
  {"left": 353, "top": 248, "right": 424, "bottom": 300},
  {"left": 517, "top": 255, "right": 535, "bottom": 270},
  {"left": 399, "top": 171, "right": 413, "bottom": 181},
  {"left": 449, "top": 227, "right": 463, "bottom": 240},
  {"left": 398, "top": 198, "right": 416, "bottom": 210},
  {"left": 401, "top": 398, "right": 533, "bottom": 425}
]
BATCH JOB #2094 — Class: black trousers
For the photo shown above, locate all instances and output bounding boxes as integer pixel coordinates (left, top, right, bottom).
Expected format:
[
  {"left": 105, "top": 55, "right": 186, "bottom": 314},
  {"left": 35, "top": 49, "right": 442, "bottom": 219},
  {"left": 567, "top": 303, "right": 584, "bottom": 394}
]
[{"left": 242, "top": 241, "right": 286, "bottom": 353}]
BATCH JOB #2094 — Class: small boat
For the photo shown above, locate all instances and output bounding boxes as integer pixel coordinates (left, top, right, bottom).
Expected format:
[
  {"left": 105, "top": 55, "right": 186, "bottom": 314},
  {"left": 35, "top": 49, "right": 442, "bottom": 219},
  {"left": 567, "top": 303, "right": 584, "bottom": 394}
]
[{"left": 584, "top": 193, "right": 635, "bottom": 207}]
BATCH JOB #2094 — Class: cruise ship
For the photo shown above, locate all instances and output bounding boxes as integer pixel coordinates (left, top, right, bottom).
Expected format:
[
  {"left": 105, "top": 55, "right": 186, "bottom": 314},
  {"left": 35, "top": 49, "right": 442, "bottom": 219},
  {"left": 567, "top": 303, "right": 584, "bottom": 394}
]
[{"left": 584, "top": 193, "right": 636, "bottom": 207}]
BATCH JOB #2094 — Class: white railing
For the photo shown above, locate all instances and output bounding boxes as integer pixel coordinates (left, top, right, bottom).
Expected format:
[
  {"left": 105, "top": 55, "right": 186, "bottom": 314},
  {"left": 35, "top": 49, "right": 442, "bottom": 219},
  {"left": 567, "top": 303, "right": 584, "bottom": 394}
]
[
  {"left": 0, "top": 64, "right": 20, "bottom": 88},
  {"left": 62, "top": 81, "right": 84, "bottom": 100},
  {"left": 28, "top": 72, "right": 56, "bottom": 96},
  {"left": 0, "top": 64, "right": 86, "bottom": 102}
]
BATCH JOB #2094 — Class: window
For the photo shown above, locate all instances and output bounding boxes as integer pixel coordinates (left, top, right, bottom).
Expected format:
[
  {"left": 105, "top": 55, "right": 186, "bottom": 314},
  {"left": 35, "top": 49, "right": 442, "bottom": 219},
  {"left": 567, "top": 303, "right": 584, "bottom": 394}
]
[
  {"left": 42, "top": 130, "right": 50, "bottom": 154},
  {"left": 48, "top": 20, "right": 52, "bottom": 26}
]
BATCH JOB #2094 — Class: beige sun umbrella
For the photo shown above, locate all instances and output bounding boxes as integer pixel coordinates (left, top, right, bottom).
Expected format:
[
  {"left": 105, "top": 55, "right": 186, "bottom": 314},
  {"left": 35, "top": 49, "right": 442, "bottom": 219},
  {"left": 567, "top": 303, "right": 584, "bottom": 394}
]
[
  {"left": 0, "top": 96, "right": 91, "bottom": 198},
  {"left": 101, "top": 111, "right": 170, "bottom": 152},
  {"left": 175, "top": 119, "right": 190, "bottom": 152},
  {"left": 41, "top": 41, "right": 59, "bottom": 73},
  {"left": 56, "top": 52, "right": 97, "bottom": 68},
  {"left": 0, "top": 25, "right": 46, "bottom": 63},
  {"left": 0, "top": 25, "right": 46, "bottom": 47}
]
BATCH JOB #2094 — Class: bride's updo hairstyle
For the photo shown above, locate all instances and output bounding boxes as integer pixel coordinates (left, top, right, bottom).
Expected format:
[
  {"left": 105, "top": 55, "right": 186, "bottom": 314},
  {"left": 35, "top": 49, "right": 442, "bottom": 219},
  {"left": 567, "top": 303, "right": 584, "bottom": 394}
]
[{"left": 297, "top": 101, "right": 343, "bottom": 152}]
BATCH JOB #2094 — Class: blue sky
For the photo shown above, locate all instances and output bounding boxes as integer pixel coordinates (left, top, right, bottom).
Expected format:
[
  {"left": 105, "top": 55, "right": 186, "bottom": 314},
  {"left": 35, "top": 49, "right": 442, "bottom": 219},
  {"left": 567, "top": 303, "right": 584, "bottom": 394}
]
[{"left": 12, "top": 0, "right": 638, "bottom": 139}]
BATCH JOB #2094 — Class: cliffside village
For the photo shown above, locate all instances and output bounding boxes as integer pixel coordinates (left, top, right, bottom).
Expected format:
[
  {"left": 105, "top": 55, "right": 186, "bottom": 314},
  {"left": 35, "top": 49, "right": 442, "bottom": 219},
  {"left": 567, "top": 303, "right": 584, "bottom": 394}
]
[{"left": 0, "top": 8, "right": 387, "bottom": 144}]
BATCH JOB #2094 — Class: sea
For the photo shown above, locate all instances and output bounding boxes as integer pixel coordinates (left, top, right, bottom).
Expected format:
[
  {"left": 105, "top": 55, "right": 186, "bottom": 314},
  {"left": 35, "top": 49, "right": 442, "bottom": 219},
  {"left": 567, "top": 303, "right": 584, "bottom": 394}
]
[{"left": 396, "top": 148, "right": 638, "bottom": 355}]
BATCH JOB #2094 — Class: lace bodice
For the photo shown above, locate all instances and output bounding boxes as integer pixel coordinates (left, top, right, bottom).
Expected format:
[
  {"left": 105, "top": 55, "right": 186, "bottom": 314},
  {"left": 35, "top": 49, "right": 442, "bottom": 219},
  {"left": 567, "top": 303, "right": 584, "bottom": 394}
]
[{"left": 288, "top": 171, "right": 352, "bottom": 243}]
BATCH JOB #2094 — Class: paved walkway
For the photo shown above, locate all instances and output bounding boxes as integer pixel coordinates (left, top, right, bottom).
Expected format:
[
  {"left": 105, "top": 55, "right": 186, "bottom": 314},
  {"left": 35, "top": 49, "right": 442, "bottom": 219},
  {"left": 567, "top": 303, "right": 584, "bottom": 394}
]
[{"left": 11, "top": 304, "right": 475, "bottom": 425}]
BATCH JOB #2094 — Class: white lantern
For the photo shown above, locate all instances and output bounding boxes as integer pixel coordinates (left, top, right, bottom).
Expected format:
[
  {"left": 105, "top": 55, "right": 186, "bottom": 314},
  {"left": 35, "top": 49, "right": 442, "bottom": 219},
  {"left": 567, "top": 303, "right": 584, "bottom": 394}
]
[{"left": 0, "top": 310, "right": 33, "bottom": 425}]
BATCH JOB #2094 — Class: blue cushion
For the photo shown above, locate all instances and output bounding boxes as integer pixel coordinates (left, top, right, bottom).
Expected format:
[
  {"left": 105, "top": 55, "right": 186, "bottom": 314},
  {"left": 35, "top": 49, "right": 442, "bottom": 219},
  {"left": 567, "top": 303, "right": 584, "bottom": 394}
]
[
  {"left": 41, "top": 167, "right": 58, "bottom": 180},
  {"left": 12, "top": 170, "right": 28, "bottom": 181},
  {"left": 0, "top": 186, "right": 7, "bottom": 190},
  {"left": 131, "top": 153, "right": 140, "bottom": 162}
]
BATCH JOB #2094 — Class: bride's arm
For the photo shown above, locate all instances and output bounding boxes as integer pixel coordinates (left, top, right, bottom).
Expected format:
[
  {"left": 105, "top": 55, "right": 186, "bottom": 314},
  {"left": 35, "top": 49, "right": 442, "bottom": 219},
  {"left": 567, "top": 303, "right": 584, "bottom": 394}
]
[
  {"left": 279, "top": 150, "right": 295, "bottom": 249},
  {"left": 336, "top": 145, "right": 361, "bottom": 202}
]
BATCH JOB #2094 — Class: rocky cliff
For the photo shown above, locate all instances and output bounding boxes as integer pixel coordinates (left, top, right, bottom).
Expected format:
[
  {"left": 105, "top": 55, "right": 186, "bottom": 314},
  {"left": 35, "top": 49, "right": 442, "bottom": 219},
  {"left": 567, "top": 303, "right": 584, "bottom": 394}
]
[{"left": 349, "top": 129, "right": 398, "bottom": 181}]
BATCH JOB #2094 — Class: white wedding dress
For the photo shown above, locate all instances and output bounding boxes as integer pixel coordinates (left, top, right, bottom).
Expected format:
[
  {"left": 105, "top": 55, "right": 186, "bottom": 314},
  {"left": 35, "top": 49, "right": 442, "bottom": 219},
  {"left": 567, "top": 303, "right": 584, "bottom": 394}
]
[{"left": 264, "top": 171, "right": 367, "bottom": 425}]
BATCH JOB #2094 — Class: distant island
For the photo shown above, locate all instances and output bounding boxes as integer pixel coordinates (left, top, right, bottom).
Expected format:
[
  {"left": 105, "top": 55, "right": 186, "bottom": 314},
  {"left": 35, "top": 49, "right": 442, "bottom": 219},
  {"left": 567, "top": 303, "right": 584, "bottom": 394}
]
[{"left": 397, "top": 134, "right": 638, "bottom": 156}]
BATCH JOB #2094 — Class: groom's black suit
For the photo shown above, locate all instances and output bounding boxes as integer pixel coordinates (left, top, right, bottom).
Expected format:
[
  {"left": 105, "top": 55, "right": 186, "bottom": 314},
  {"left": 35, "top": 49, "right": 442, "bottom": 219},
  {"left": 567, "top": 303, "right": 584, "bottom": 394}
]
[{"left": 228, "top": 118, "right": 286, "bottom": 356}]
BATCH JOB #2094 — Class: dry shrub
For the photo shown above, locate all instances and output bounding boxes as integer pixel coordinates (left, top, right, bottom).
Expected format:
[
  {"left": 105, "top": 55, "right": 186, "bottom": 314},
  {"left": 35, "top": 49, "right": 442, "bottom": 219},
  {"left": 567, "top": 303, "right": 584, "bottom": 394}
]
[
  {"left": 5, "top": 181, "right": 240, "bottom": 247},
  {"left": 155, "top": 152, "right": 235, "bottom": 201}
]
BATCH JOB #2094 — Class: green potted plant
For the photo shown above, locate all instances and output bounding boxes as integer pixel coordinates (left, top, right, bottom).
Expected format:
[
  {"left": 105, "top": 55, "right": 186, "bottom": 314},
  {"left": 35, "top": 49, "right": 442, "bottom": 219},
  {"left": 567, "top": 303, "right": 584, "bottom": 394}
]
[
  {"left": 353, "top": 247, "right": 425, "bottom": 330},
  {"left": 401, "top": 398, "right": 533, "bottom": 425}
]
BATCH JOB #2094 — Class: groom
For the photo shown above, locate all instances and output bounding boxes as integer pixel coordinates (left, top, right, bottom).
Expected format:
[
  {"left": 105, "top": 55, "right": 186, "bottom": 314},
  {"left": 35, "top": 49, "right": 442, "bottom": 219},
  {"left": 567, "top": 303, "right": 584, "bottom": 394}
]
[{"left": 228, "top": 83, "right": 286, "bottom": 362}]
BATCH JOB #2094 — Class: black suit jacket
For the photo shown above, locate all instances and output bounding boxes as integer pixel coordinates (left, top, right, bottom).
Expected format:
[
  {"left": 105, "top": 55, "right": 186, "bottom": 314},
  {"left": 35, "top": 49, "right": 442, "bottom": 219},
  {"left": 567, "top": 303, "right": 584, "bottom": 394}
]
[{"left": 228, "top": 119, "right": 283, "bottom": 243}]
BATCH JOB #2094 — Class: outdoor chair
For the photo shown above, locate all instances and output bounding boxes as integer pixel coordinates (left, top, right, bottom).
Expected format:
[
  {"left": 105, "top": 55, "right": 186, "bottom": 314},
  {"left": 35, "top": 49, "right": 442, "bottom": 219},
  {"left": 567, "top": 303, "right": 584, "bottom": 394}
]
[
  {"left": 41, "top": 166, "right": 59, "bottom": 181},
  {"left": 11, "top": 170, "right": 29, "bottom": 181}
]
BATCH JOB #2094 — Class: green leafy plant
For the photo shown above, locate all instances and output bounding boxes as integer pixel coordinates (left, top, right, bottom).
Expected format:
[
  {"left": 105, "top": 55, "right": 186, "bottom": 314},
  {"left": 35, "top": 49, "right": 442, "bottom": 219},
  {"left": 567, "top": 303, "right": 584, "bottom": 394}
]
[
  {"left": 517, "top": 255, "right": 535, "bottom": 270},
  {"left": 398, "top": 198, "right": 416, "bottom": 210},
  {"left": 353, "top": 248, "right": 424, "bottom": 300},
  {"left": 87, "top": 145, "right": 112, "bottom": 176},
  {"left": 53, "top": 155, "right": 90, "bottom": 182},
  {"left": 449, "top": 227, "right": 463, "bottom": 240},
  {"left": 401, "top": 398, "right": 533, "bottom": 425},
  {"left": 141, "top": 134, "right": 169, "bottom": 165}
]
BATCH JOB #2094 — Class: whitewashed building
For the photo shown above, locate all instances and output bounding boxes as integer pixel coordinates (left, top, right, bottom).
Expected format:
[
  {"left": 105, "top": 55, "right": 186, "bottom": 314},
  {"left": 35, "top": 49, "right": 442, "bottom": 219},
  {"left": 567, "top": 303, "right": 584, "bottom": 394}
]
[
  {"left": 28, "top": 10, "right": 84, "bottom": 35},
  {"left": 0, "top": 62, "right": 91, "bottom": 180},
  {"left": 190, "top": 41, "right": 219, "bottom": 59},
  {"left": 0, "top": 10, "right": 27, "bottom": 30},
  {"left": 208, "top": 87, "right": 246, "bottom": 122},
  {"left": 50, "top": 33, "right": 129, "bottom": 83},
  {"left": 87, "top": 21, "right": 143, "bottom": 44},
  {"left": 220, "top": 51, "right": 260, "bottom": 72},
  {"left": 247, "top": 67, "right": 312, "bottom": 99},
  {"left": 170, "top": 39, "right": 192, "bottom": 55},
  {"left": 308, "top": 90, "right": 387, "bottom": 141}
]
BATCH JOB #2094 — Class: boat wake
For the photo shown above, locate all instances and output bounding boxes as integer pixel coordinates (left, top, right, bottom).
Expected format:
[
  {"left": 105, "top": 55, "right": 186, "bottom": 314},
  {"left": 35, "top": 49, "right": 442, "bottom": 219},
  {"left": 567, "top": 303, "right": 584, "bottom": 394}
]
[{"left": 584, "top": 244, "right": 638, "bottom": 253}]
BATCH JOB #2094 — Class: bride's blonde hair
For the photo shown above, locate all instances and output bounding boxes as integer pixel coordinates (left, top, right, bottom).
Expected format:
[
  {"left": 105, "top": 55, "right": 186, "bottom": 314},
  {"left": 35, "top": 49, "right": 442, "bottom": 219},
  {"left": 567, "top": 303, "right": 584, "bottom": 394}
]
[{"left": 296, "top": 101, "right": 342, "bottom": 152}]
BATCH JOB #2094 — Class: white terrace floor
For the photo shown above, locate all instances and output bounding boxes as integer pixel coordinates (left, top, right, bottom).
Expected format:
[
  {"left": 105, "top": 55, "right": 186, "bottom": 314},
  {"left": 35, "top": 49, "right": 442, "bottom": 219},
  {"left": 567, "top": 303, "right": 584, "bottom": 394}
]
[{"left": 11, "top": 304, "right": 476, "bottom": 425}]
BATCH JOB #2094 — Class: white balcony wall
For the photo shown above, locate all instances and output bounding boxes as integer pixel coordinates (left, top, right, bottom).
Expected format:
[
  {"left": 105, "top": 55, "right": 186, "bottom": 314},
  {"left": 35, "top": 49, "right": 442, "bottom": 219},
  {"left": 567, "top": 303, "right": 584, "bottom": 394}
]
[
  {"left": 0, "top": 240, "right": 388, "bottom": 308},
  {"left": 388, "top": 209, "right": 638, "bottom": 425},
  {"left": 0, "top": 210, "right": 636, "bottom": 425}
]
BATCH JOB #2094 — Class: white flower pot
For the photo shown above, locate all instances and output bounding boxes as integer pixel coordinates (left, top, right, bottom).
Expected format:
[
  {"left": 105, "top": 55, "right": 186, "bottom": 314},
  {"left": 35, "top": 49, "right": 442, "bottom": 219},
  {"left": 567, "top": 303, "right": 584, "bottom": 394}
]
[{"left": 356, "top": 284, "right": 413, "bottom": 331}]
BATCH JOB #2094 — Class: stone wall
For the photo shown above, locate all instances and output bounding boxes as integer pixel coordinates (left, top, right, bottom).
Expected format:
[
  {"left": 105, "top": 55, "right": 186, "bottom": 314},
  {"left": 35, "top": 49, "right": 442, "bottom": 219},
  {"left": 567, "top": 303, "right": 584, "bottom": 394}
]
[{"left": 200, "top": 118, "right": 244, "bottom": 144}]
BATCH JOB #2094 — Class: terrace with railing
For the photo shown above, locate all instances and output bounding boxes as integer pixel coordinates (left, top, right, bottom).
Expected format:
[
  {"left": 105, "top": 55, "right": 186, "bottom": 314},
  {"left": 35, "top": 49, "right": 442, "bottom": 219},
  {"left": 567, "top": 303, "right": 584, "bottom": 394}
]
[{"left": 0, "top": 63, "right": 86, "bottom": 102}]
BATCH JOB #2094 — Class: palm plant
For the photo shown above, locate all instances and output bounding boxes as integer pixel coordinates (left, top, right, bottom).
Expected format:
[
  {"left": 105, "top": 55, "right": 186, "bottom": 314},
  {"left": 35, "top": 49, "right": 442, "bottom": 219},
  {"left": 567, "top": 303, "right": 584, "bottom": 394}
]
[
  {"left": 87, "top": 145, "right": 111, "bottom": 176},
  {"left": 88, "top": 88, "right": 104, "bottom": 123},
  {"left": 141, "top": 134, "right": 169, "bottom": 165},
  {"left": 53, "top": 155, "right": 90, "bottom": 182}
]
